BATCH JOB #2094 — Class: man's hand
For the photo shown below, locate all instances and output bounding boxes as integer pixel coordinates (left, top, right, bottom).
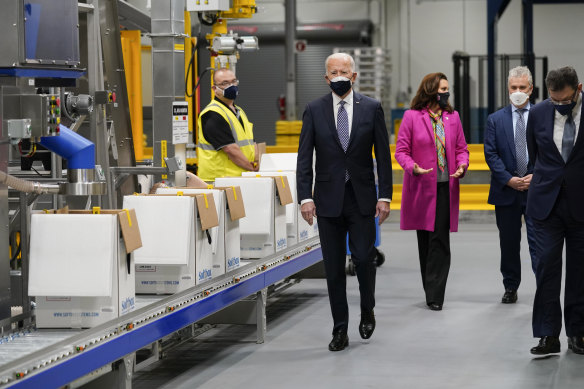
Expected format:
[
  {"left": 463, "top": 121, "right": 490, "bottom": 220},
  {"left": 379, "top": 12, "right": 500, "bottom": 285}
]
[
  {"left": 375, "top": 201, "right": 391, "bottom": 225},
  {"left": 450, "top": 163, "right": 467, "bottom": 178},
  {"left": 507, "top": 176, "right": 530, "bottom": 191},
  {"left": 223, "top": 143, "right": 257, "bottom": 172},
  {"left": 300, "top": 202, "right": 316, "bottom": 226},
  {"left": 413, "top": 163, "right": 433, "bottom": 175}
]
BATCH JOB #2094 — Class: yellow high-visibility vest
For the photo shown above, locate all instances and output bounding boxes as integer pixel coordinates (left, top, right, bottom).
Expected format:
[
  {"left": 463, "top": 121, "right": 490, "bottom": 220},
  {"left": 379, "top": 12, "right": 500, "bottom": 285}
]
[{"left": 196, "top": 102, "right": 255, "bottom": 181}]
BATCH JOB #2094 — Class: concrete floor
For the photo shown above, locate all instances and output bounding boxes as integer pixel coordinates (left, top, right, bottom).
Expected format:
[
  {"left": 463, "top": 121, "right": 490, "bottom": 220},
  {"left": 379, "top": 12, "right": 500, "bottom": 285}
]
[{"left": 133, "top": 222, "right": 583, "bottom": 389}]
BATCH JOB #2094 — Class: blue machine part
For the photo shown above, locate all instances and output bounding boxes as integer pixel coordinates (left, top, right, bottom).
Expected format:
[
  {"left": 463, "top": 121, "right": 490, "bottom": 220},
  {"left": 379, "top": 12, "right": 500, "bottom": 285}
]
[
  {"left": 40, "top": 125, "right": 95, "bottom": 169},
  {"left": 0, "top": 68, "right": 85, "bottom": 78},
  {"left": 24, "top": 3, "right": 42, "bottom": 61}
]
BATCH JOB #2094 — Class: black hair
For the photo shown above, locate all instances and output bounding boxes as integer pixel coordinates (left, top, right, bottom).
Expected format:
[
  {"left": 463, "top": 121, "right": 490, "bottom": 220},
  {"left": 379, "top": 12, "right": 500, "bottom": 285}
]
[{"left": 545, "top": 66, "right": 579, "bottom": 92}]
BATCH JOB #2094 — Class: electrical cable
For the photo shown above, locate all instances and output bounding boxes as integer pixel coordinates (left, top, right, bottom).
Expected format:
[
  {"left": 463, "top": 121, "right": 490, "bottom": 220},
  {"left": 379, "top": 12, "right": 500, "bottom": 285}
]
[
  {"left": 194, "top": 67, "right": 214, "bottom": 93},
  {"left": 185, "top": 39, "right": 198, "bottom": 97},
  {"left": 18, "top": 140, "right": 37, "bottom": 157}
]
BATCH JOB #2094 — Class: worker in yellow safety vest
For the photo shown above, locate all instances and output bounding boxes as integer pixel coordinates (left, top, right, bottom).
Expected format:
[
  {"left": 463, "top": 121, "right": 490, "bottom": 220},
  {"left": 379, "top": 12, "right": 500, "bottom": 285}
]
[{"left": 197, "top": 68, "right": 258, "bottom": 181}]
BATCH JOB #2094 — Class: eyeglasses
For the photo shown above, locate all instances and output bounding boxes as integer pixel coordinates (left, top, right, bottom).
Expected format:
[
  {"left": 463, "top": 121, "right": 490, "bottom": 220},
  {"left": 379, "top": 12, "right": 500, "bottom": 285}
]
[
  {"left": 215, "top": 79, "right": 239, "bottom": 88},
  {"left": 550, "top": 89, "right": 578, "bottom": 105}
]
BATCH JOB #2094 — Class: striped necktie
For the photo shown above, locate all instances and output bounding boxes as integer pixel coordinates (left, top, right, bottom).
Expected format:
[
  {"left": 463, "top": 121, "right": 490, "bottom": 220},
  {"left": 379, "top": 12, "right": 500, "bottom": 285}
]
[
  {"left": 515, "top": 109, "right": 528, "bottom": 176},
  {"left": 337, "top": 101, "right": 350, "bottom": 181},
  {"left": 562, "top": 113, "right": 576, "bottom": 162}
]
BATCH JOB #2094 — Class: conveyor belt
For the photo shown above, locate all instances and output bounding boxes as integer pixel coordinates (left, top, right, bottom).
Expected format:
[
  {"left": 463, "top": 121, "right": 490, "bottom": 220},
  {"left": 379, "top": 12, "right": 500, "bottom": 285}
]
[{"left": 0, "top": 238, "right": 322, "bottom": 388}]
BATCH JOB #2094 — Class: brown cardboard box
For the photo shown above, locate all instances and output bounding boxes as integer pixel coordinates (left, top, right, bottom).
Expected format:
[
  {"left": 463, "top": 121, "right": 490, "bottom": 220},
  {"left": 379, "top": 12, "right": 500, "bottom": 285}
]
[{"left": 213, "top": 186, "right": 246, "bottom": 220}]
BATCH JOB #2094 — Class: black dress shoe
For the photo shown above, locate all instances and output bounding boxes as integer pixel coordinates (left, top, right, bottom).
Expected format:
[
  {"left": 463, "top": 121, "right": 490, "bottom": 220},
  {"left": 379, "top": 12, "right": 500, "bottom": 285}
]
[
  {"left": 359, "top": 310, "right": 376, "bottom": 339},
  {"left": 567, "top": 336, "right": 584, "bottom": 354},
  {"left": 427, "top": 303, "right": 442, "bottom": 311},
  {"left": 501, "top": 289, "right": 518, "bottom": 304},
  {"left": 328, "top": 331, "right": 348, "bottom": 351},
  {"left": 530, "top": 336, "right": 560, "bottom": 355}
]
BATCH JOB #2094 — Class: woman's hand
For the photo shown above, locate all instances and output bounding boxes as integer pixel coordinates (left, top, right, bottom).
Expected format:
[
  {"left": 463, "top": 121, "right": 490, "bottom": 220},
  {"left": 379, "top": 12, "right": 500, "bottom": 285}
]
[
  {"left": 413, "top": 163, "right": 433, "bottom": 175},
  {"left": 450, "top": 163, "right": 467, "bottom": 178}
]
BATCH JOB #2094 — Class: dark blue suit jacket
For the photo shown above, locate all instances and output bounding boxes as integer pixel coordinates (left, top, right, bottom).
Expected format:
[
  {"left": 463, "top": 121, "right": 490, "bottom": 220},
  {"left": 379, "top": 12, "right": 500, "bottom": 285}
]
[
  {"left": 526, "top": 93, "right": 584, "bottom": 221},
  {"left": 484, "top": 104, "right": 533, "bottom": 206},
  {"left": 296, "top": 91, "right": 393, "bottom": 218}
]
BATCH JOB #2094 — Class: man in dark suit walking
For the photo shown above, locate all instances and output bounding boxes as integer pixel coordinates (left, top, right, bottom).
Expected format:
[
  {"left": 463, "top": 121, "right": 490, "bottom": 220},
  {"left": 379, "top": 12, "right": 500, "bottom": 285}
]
[
  {"left": 296, "top": 53, "right": 393, "bottom": 351},
  {"left": 527, "top": 66, "right": 584, "bottom": 356},
  {"left": 484, "top": 66, "right": 538, "bottom": 304}
]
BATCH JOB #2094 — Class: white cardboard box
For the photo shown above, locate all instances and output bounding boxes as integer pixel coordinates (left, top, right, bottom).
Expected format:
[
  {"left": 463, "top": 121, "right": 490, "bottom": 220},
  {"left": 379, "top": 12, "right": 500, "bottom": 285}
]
[
  {"left": 123, "top": 195, "right": 217, "bottom": 294},
  {"left": 29, "top": 213, "right": 138, "bottom": 328},
  {"left": 242, "top": 171, "right": 318, "bottom": 246},
  {"left": 215, "top": 176, "right": 292, "bottom": 259},
  {"left": 260, "top": 153, "right": 299, "bottom": 171},
  {"left": 156, "top": 187, "right": 243, "bottom": 276},
  {"left": 258, "top": 153, "right": 319, "bottom": 242}
]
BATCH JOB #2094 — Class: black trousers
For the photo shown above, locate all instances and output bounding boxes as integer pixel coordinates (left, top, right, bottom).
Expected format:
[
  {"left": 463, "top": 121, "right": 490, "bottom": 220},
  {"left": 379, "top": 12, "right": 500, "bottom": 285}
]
[
  {"left": 495, "top": 191, "right": 537, "bottom": 291},
  {"left": 317, "top": 182, "right": 376, "bottom": 334},
  {"left": 416, "top": 181, "right": 450, "bottom": 306},
  {"left": 532, "top": 189, "right": 584, "bottom": 338}
]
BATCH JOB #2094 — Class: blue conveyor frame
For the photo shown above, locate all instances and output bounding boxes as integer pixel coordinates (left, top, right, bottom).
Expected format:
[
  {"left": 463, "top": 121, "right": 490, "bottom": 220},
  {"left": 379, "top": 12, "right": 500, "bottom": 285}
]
[{"left": 1, "top": 240, "right": 322, "bottom": 389}]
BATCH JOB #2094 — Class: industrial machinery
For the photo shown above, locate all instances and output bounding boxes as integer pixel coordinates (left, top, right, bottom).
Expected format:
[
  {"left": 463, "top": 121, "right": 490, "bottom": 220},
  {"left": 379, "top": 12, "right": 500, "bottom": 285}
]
[{"left": 0, "top": 2, "right": 322, "bottom": 388}]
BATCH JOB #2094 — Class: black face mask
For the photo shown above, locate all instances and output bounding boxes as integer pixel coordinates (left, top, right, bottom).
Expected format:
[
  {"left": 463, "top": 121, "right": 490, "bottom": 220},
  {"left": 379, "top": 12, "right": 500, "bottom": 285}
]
[
  {"left": 329, "top": 77, "right": 352, "bottom": 97},
  {"left": 437, "top": 92, "right": 450, "bottom": 109}
]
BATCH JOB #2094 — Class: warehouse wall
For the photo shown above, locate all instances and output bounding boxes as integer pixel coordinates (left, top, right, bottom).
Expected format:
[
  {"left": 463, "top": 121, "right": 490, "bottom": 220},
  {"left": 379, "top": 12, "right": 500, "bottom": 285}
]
[
  {"left": 239, "top": 0, "right": 584, "bottom": 107},
  {"left": 129, "top": 0, "right": 584, "bottom": 144}
]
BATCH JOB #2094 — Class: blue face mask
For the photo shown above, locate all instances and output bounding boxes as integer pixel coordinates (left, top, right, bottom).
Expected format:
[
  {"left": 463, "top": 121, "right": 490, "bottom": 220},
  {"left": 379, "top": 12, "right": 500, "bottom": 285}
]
[
  {"left": 218, "top": 85, "right": 238, "bottom": 100},
  {"left": 553, "top": 90, "right": 578, "bottom": 116},
  {"left": 554, "top": 101, "right": 576, "bottom": 116},
  {"left": 329, "top": 76, "right": 352, "bottom": 97}
]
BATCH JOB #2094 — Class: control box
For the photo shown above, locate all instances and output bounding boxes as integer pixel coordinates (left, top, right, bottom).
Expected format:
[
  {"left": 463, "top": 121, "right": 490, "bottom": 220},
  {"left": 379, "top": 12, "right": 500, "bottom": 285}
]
[{"left": 4, "top": 92, "right": 61, "bottom": 138}]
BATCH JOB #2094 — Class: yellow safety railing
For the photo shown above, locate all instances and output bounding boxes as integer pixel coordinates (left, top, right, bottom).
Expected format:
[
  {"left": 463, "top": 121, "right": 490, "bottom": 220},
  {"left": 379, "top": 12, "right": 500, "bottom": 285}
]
[{"left": 266, "top": 144, "right": 493, "bottom": 211}]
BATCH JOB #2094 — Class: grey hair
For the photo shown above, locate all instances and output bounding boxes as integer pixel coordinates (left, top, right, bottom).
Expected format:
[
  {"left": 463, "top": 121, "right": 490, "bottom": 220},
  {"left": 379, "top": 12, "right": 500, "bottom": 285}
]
[
  {"left": 325, "top": 53, "right": 355, "bottom": 74},
  {"left": 508, "top": 66, "right": 533, "bottom": 86}
]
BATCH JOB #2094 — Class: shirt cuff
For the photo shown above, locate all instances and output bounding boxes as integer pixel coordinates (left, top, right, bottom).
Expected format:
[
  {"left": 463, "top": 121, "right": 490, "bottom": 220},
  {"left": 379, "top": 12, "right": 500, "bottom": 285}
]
[
  {"left": 300, "top": 199, "right": 314, "bottom": 205},
  {"left": 378, "top": 198, "right": 391, "bottom": 203}
]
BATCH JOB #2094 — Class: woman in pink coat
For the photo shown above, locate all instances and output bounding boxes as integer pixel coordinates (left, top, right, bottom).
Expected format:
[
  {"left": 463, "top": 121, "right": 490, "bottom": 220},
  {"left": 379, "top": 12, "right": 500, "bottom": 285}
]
[{"left": 395, "top": 72, "right": 469, "bottom": 311}]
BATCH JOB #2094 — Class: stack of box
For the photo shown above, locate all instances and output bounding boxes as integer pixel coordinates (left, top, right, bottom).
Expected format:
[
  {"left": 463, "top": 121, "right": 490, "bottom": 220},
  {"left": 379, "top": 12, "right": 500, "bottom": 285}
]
[
  {"left": 28, "top": 208, "right": 141, "bottom": 328},
  {"left": 123, "top": 194, "right": 217, "bottom": 294},
  {"left": 275, "top": 121, "right": 302, "bottom": 146},
  {"left": 215, "top": 176, "right": 293, "bottom": 259}
]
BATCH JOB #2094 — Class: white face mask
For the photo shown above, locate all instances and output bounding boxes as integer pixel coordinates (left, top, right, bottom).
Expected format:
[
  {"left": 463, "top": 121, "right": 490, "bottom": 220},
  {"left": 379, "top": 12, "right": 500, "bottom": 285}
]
[{"left": 509, "top": 91, "right": 530, "bottom": 107}]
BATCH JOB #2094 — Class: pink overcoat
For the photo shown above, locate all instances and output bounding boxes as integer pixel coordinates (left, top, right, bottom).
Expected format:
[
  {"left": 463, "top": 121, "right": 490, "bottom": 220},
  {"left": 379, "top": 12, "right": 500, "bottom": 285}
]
[{"left": 395, "top": 109, "right": 469, "bottom": 232}]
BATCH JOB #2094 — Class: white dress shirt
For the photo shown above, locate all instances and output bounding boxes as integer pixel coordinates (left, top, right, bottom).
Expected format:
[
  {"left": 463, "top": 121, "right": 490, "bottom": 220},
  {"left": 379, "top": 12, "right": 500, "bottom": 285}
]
[{"left": 553, "top": 92, "right": 582, "bottom": 154}]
